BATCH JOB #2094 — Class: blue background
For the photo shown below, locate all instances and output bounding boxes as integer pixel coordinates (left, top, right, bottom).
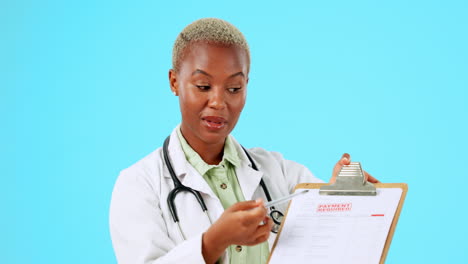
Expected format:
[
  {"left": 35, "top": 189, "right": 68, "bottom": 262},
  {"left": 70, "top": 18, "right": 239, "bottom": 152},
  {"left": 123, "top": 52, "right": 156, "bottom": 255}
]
[{"left": 5, "top": 0, "right": 467, "bottom": 263}]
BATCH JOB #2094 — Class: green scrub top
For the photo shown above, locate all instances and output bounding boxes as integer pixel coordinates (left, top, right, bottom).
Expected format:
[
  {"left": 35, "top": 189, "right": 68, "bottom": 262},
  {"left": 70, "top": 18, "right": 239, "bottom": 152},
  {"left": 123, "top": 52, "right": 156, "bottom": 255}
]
[{"left": 177, "top": 128, "right": 269, "bottom": 264}]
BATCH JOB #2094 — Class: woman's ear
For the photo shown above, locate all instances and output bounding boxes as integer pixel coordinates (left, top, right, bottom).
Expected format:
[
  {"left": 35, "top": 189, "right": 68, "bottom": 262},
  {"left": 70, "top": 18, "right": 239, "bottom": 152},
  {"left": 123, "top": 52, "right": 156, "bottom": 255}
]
[{"left": 168, "top": 69, "right": 179, "bottom": 96}]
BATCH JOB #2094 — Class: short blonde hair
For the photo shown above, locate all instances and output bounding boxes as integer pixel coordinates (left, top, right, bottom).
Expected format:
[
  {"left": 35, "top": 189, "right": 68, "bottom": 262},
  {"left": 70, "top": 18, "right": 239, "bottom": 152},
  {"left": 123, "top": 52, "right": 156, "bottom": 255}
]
[{"left": 172, "top": 18, "right": 250, "bottom": 72}]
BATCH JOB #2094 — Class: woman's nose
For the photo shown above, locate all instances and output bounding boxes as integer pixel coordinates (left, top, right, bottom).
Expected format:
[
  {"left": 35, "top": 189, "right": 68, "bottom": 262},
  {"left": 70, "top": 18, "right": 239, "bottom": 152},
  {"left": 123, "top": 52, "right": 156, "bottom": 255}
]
[{"left": 208, "top": 87, "right": 226, "bottom": 110}]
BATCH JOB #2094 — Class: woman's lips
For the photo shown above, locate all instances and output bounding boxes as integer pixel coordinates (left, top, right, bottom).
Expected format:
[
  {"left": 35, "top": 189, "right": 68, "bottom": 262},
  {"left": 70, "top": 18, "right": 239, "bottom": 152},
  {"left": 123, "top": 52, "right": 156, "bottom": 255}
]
[{"left": 202, "top": 116, "right": 227, "bottom": 130}]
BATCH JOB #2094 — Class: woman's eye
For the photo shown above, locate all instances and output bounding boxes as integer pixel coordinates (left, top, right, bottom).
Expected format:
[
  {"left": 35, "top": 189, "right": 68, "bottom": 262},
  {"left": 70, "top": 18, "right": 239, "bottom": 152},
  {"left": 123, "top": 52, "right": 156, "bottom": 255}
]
[
  {"left": 228, "top": 87, "right": 241, "bottom": 93},
  {"left": 196, "top": 85, "right": 211, "bottom": 91}
]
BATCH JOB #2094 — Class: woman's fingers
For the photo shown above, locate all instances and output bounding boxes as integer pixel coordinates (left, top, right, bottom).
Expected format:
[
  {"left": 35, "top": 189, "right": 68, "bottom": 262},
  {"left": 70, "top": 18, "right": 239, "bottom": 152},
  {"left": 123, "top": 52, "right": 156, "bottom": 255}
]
[
  {"left": 339, "top": 153, "right": 351, "bottom": 166},
  {"left": 330, "top": 154, "right": 380, "bottom": 183},
  {"left": 330, "top": 153, "right": 351, "bottom": 183},
  {"left": 228, "top": 199, "right": 263, "bottom": 212},
  {"left": 245, "top": 217, "right": 272, "bottom": 245},
  {"left": 203, "top": 199, "right": 273, "bottom": 258},
  {"left": 229, "top": 199, "right": 267, "bottom": 226}
]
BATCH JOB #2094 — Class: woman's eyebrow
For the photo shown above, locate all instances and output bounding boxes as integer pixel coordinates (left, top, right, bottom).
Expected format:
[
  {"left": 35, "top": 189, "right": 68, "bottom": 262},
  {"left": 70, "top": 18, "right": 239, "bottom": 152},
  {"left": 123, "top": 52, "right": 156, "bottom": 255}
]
[
  {"left": 191, "top": 69, "right": 245, "bottom": 79},
  {"left": 192, "top": 69, "right": 211, "bottom": 77},
  {"left": 229, "top": 72, "right": 245, "bottom": 78}
]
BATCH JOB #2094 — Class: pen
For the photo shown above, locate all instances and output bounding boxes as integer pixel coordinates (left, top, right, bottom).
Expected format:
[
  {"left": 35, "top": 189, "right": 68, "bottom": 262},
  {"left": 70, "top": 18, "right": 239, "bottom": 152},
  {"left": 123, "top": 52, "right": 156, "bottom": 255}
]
[{"left": 264, "top": 189, "right": 309, "bottom": 208}]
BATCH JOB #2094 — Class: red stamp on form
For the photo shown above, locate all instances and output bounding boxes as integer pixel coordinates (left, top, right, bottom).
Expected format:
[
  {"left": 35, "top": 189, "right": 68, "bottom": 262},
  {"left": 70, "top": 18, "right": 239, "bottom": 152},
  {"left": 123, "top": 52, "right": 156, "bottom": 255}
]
[{"left": 317, "top": 203, "right": 352, "bottom": 212}]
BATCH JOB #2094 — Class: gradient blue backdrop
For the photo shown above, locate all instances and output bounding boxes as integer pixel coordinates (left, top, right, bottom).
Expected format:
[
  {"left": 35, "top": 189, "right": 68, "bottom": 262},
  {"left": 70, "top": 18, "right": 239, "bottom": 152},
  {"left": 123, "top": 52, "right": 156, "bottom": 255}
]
[{"left": 5, "top": 0, "right": 468, "bottom": 263}]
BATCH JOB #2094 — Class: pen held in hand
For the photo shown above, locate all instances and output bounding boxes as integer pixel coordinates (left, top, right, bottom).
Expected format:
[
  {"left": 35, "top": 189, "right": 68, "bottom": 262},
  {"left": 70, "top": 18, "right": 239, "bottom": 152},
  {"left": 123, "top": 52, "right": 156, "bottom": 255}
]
[{"left": 264, "top": 189, "right": 309, "bottom": 208}]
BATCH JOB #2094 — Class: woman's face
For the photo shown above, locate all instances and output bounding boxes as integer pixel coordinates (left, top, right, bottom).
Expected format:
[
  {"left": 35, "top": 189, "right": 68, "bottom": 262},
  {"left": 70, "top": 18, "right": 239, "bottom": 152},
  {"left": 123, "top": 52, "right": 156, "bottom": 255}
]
[{"left": 169, "top": 42, "right": 249, "bottom": 148}]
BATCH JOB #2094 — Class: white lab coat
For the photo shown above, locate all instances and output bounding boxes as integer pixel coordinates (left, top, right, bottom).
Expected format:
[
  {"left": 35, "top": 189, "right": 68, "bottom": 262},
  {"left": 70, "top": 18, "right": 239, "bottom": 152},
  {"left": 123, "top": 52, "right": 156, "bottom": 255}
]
[{"left": 109, "top": 128, "right": 324, "bottom": 264}]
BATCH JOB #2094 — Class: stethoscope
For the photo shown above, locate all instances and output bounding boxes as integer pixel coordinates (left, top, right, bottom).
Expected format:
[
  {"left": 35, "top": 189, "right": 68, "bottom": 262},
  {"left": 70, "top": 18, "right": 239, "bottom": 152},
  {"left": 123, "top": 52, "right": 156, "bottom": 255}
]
[{"left": 163, "top": 136, "right": 284, "bottom": 240}]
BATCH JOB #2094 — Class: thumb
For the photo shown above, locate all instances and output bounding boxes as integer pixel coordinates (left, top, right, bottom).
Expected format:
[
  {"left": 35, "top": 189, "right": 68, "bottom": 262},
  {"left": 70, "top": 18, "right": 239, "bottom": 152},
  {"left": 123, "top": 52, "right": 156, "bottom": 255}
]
[
  {"left": 228, "top": 199, "right": 263, "bottom": 212},
  {"left": 339, "top": 153, "right": 351, "bottom": 165},
  {"left": 331, "top": 153, "right": 352, "bottom": 183}
]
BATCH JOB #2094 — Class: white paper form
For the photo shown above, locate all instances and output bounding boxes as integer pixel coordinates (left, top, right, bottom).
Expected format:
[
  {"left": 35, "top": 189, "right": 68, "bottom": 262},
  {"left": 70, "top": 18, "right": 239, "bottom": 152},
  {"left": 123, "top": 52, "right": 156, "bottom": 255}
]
[{"left": 269, "top": 188, "right": 402, "bottom": 264}]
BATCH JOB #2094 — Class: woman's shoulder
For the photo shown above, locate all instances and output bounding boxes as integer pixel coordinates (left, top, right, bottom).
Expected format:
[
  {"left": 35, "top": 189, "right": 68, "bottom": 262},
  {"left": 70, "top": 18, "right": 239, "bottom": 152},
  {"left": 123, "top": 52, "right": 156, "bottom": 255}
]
[
  {"left": 229, "top": 135, "right": 305, "bottom": 172},
  {"left": 122, "top": 147, "right": 164, "bottom": 172},
  {"left": 114, "top": 147, "right": 165, "bottom": 194},
  {"left": 245, "top": 146, "right": 324, "bottom": 184},
  {"left": 246, "top": 146, "right": 305, "bottom": 170},
  {"left": 246, "top": 146, "right": 288, "bottom": 164}
]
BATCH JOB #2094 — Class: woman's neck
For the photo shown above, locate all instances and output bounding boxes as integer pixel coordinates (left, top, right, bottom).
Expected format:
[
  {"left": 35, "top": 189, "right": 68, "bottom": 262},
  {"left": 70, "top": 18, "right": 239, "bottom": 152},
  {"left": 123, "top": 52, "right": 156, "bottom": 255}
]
[
  {"left": 180, "top": 128, "right": 225, "bottom": 165},
  {"left": 193, "top": 143, "right": 224, "bottom": 165}
]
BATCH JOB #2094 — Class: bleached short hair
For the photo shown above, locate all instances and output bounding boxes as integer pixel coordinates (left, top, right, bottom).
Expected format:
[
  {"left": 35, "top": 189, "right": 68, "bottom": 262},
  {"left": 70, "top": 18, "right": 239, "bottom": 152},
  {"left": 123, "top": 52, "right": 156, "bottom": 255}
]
[{"left": 172, "top": 18, "right": 250, "bottom": 72}]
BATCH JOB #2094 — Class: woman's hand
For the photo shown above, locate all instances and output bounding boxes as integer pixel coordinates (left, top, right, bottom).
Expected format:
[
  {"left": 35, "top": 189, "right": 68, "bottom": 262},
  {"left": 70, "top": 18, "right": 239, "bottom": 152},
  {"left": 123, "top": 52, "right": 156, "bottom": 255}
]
[
  {"left": 330, "top": 153, "right": 380, "bottom": 183},
  {"left": 202, "top": 199, "right": 272, "bottom": 264}
]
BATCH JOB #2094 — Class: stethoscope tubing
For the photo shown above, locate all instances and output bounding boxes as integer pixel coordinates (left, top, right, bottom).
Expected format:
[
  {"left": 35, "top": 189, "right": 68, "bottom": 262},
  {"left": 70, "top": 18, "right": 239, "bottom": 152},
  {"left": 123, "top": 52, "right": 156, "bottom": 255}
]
[
  {"left": 163, "top": 137, "right": 208, "bottom": 223},
  {"left": 163, "top": 135, "right": 282, "bottom": 238}
]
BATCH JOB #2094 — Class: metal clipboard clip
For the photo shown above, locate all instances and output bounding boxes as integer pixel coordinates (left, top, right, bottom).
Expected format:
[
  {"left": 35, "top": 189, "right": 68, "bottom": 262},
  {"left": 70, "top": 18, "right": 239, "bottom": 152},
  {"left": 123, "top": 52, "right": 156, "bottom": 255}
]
[{"left": 319, "top": 162, "right": 376, "bottom": 196}]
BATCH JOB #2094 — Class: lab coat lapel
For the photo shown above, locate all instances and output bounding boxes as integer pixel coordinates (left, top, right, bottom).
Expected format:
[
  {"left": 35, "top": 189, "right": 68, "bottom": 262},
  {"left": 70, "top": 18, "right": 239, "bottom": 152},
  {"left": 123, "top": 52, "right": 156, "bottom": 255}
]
[
  {"left": 182, "top": 165, "right": 217, "bottom": 198},
  {"left": 236, "top": 162, "right": 263, "bottom": 201},
  {"left": 231, "top": 137, "right": 264, "bottom": 201},
  {"left": 167, "top": 128, "right": 217, "bottom": 199}
]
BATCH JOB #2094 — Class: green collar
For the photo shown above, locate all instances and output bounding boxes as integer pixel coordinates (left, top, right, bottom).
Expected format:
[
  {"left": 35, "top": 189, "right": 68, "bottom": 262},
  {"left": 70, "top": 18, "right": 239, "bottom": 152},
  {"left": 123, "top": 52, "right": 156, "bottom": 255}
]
[{"left": 176, "top": 127, "right": 241, "bottom": 176}]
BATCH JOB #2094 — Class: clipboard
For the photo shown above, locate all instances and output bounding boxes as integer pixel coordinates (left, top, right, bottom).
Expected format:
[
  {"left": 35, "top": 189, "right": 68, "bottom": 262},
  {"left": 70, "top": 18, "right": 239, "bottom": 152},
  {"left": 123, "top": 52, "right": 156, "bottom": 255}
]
[{"left": 267, "top": 163, "right": 408, "bottom": 264}]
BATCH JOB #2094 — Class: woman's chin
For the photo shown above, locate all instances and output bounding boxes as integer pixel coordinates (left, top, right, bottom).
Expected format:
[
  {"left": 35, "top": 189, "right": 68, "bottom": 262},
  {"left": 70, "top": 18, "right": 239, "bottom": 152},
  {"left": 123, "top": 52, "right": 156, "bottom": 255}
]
[{"left": 200, "top": 130, "right": 229, "bottom": 145}]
